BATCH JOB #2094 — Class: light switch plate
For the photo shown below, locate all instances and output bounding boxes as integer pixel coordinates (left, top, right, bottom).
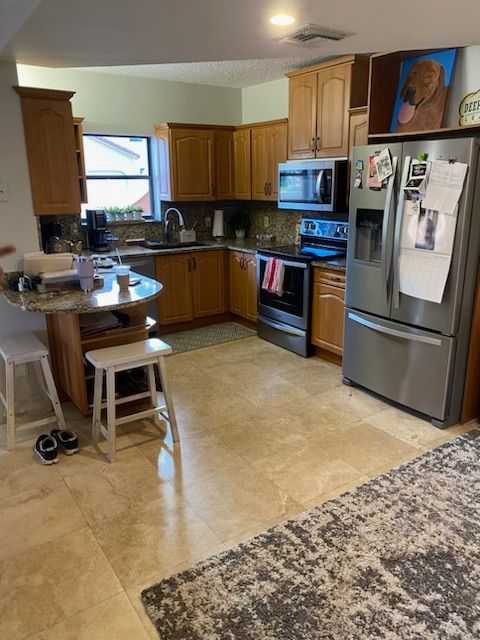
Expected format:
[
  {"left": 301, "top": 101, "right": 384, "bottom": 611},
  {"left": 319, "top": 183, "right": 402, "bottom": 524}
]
[{"left": 0, "top": 181, "right": 9, "bottom": 202}]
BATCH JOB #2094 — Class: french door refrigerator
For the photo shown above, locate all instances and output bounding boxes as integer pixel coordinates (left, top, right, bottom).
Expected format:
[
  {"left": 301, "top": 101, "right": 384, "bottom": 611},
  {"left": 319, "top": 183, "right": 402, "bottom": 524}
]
[{"left": 343, "top": 138, "right": 480, "bottom": 427}]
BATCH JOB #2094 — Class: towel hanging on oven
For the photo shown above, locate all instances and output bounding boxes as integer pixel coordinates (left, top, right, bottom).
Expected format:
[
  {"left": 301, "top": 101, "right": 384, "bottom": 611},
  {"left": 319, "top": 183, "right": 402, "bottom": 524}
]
[{"left": 262, "top": 257, "right": 285, "bottom": 297}]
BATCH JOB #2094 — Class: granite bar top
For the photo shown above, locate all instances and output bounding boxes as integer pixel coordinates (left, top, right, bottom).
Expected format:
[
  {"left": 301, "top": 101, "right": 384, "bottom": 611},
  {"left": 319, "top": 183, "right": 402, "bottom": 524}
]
[
  {"left": 86, "top": 239, "right": 283, "bottom": 260},
  {"left": 3, "top": 272, "right": 162, "bottom": 315},
  {"left": 311, "top": 258, "right": 346, "bottom": 272}
]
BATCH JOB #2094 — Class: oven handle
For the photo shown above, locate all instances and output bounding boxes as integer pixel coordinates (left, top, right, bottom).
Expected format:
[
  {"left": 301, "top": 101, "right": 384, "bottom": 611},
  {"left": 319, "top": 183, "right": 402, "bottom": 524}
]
[
  {"left": 258, "top": 255, "right": 308, "bottom": 269},
  {"left": 260, "top": 317, "right": 306, "bottom": 337},
  {"left": 315, "top": 170, "right": 325, "bottom": 203}
]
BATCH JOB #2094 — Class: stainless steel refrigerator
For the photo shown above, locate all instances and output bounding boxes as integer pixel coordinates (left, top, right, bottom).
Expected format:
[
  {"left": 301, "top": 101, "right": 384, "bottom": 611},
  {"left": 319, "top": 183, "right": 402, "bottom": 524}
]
[{"left": 343, "top": 137, "right": 480, "bottom": 427}]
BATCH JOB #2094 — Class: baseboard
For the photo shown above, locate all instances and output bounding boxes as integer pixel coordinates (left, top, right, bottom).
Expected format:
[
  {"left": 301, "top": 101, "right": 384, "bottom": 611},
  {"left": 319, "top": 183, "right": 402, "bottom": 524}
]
[{"left": 315, "top": 347, "right": 342, "bottom": 366}]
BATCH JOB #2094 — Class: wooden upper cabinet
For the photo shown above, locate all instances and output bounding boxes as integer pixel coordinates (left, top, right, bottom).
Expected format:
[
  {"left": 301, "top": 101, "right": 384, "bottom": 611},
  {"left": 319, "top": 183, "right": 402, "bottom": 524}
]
[
  {"left": 192, "top": 250, "right": 226, "bottom": 318},
  {"left": 214, "top": 131, "right": 234, "bottom": 199},
  {"left": 73, "top": 117, "right": 88, "bottom": 204},
  {"left": 316, "top": 65, "right": 351, "bottom": 158},
  {"left": 155, "top": 253, "right": 193, "bottom": 325},
  {"left": 170, "top": 128, "right": 214, "bottom": 200},
  {"left": 348, "top": 107, "right": 369, "bottom": 154},
  {"left": 288, "top": 74, "right": 317, "bottom": 160},
  {"left": 251, "top": 121, "right": 287, "bottom": 201},
  {"left": 14, "top": 87, "right": 81, "bottom": 215},
  {"left": 286, "top": 56, "right": 369, "bottom": 161},
  {"left": 233, "top": 128, "right": 251, "bottom": 199}
]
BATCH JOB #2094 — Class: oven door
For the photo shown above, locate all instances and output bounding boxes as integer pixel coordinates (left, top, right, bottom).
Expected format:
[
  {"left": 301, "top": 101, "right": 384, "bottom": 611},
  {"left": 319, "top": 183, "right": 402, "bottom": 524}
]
[
  {"left": 257, "top": 254, "right": 310, "bottom": 330},
  {"left": 278, "top": 161, "right": 333, "bottom": 211}
]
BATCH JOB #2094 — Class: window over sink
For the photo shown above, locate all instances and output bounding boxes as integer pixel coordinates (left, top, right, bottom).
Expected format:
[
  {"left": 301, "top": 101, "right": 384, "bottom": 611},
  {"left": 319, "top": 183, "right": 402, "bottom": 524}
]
[{"left": 81, "top": 135, "right": 155, "bottom": 220}]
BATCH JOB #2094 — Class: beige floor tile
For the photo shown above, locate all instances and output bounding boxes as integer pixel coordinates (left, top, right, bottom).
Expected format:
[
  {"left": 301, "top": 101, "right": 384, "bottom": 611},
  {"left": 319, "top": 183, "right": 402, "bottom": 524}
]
[
  {"left": 0, "top": 446, "right": 63, "bottom": 500},
  {"left": 63, "top": 447, "right": 174, "bottom": 527},
  {"left": 0, "top": 481, "right": 86, "bottom": 561},
  {"left": 0, "top": 528, "right": 121, "bottom": 640},
  {"left": 32, "top": 592, "right": 150, "bottom": 640},
  {"left": 177, "top": 462, "right": 300, "bottom": 542},
  {"left": 92, "top": 495, "right": 220, "bottom": 588},
  {"left": 276, "top": 358, "right": 343, "bottom": 395},
  {"left": 301, "top": 475, "right": 370, "bottom": 510},
  {"left": 253, "top": 441, "right": 364, "bottom": 504},
  {"left": 319, "top": 422, "right": 422, "bottom": 475}
]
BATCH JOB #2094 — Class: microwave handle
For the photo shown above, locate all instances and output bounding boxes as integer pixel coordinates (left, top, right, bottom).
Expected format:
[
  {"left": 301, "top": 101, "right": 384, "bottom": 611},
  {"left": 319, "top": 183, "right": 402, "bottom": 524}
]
[{"left": 315, "top": 170, "right": 325, "bottom": 203}]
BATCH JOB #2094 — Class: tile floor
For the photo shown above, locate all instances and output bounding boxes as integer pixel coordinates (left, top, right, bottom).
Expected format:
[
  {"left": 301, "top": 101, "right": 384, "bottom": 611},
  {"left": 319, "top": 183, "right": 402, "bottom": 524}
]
[{"left": 0, "top": 336, "right": 476, "bottom": 639}]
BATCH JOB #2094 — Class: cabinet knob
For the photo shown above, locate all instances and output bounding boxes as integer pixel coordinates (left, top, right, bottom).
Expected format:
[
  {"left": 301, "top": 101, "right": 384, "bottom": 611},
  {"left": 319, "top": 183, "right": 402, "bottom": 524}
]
[
  {"left": 192, "top": 256, "right": 197, "bottom": 270},
  {"left": 264, "top": 182, "right": 267, "bottom": 196},
  {"left": 316, "top": 137, "right": 320, "bottom": 152},
  {"left": 310, "top": 137, "right": 316, "bottom": 151}
]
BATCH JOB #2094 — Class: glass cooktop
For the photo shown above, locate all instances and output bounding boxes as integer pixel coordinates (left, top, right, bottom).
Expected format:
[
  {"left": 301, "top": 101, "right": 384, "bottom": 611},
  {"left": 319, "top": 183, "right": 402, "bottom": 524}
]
[{"left": 258, "top": 244, "right": 346, "bottom": 261}]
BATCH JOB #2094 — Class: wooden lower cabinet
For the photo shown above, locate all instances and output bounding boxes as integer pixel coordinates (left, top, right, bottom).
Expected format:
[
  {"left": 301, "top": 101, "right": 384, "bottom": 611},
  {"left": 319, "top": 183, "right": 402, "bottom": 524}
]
[
  {"left": 156, "top": 250, "right": 227, "bottom": 326},
  {"left": 311, "top": 268, "right": 346, "bottom": 356},
  {"left": 229, "top": 250, "right": 257, "bottom": 322}
]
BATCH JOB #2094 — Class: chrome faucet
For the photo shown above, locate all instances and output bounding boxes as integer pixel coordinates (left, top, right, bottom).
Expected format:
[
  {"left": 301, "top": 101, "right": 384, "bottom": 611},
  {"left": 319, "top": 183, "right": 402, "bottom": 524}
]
[{"left": 164, "top": 207, "right": 185, "bottom": 243}]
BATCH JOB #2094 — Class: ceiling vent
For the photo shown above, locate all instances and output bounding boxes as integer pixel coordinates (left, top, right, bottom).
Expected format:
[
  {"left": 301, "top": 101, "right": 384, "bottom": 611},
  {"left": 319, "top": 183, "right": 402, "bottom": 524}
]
[{"left": 275, "top": 24, "right": 352, "bottom": 48}]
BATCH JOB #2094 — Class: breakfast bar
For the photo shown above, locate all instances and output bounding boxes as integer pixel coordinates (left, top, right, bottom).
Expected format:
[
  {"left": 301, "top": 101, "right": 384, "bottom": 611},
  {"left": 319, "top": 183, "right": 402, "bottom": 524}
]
[{"left": 3, "top": 272, "right": 163, "bottom": 415}]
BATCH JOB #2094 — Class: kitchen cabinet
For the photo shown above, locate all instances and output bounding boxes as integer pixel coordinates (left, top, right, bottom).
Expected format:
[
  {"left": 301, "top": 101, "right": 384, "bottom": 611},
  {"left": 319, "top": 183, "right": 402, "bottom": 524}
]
[
  {"left": 348, "top": 107, "right": 369, "bottom": 156},
  {"left": 311, "top": 268, "right": 346, "bottom": 356},
  {"left": 286, "top": 56, "right": 369, "bottom": 161},
  {"left": 14, "top": 86, "right": 81, "bottom": 215},
  {"left": 233, "top": 128, "right": 251, "bottom": 199},
  {"left": 229, "top": 250, "right": 257, "bottom": 322},
  {"left": 251, "top": 121, "right": 287, "bottom": 200},
  {"left": 73, "top": 117, "right": 88, "bottom": 204},
  {"left": 155, "top": 250, "right": 227, "bottom": 326},
  {"left": 214, "top": 130, "right": 234, "bottom": 199}
]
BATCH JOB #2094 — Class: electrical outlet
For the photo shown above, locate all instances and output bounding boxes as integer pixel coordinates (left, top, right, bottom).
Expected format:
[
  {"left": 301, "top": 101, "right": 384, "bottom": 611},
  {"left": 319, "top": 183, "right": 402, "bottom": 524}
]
[
  {"left": 0, "top": 181, "right": 10, "bottom": 202},
  {"left": 205, "top": 215, "right": 211, "bottom": 227},
  {"left": 263, "top": 215, "right": 269, "bottom": 228}
]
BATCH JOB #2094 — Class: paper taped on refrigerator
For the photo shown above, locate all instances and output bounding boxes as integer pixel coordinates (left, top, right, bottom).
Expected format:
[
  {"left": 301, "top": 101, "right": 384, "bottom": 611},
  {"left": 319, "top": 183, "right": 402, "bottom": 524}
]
[
  {"left": 399, "top": 203, "right": 458, "bottom": 303},
  {"left": 422, "top": 161, "right": 468, "bottom": 215}
]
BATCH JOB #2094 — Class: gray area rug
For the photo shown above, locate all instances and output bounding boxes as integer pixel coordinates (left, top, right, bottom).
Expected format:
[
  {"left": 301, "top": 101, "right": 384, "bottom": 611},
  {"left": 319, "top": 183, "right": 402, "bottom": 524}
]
[
  {"left": 159, "top": 322, "right": 256, "bottom": 354},
  {"left": 142, "top": 431, "right": 480, "bottom": 639}
]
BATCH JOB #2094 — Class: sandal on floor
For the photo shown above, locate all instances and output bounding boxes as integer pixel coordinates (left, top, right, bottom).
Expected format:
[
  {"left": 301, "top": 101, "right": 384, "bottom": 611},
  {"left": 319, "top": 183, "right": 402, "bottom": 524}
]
[{"left": 51, "top": 429, "right": 79, "bottom": 455}]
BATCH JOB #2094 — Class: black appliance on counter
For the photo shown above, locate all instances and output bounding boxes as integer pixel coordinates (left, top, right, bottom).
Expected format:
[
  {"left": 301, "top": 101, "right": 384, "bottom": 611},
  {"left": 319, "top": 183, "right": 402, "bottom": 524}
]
[
  {"left": 257, "top": 217, "right": 348, "bottom": 356},
  {"left": 86, "top": 209, "right": 113, "bottom": 252}
]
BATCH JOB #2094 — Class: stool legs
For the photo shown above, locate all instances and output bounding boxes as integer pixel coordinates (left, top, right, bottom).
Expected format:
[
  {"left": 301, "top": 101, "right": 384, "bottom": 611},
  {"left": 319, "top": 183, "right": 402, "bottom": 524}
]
[
  {"left": 39, "top": 355, "right": 66, "bottom": 430},
  {"left": 5, "top": 361, "right": 15, "bottom": 452},
  {"left": 92, "top": 368, "right": 103, "bottom": 441},
  {"left": 106, "top": 368, "right": 116, "bottom": 463},
  {"left": 157, "top": 356, "right": 179, "bottom": 442},
  {"left": 147, "top": 364, "right": 158, "bottom": 420}
]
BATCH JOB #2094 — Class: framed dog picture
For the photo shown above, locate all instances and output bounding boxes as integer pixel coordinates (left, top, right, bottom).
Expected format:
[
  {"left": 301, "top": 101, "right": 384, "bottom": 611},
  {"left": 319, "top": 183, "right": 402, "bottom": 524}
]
[{"left": 390, "top": 49, "right": 457, "bottom": 133}]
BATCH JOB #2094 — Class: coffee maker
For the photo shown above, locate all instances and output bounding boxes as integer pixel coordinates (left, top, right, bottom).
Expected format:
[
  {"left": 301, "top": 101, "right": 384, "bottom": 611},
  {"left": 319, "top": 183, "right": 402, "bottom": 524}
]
[{"left": 85, "top": 209, "right": 111, "bottom": 252}]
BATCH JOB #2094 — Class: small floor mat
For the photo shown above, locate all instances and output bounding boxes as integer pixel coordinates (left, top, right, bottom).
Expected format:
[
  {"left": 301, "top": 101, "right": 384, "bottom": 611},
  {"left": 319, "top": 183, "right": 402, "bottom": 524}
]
[{"left": 159, "top": 322, "right": 256, "bottom": 354}]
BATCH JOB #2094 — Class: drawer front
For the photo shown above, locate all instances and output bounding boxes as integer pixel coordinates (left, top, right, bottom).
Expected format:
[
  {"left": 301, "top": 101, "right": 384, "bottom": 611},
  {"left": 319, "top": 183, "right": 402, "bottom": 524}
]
[{"left": 314, "top": 267, "right": 346, "bottom": 287}]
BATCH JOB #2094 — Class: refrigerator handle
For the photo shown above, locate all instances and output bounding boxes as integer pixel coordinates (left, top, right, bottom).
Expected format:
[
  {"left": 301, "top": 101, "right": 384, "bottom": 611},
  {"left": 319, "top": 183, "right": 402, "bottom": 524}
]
[
  {"left": 392, "top": 155, "right": 411, "bottom": 309},
  {"left": 348, "top": 312, "right": 443, "bottom": 346},
  {"left": 381, "top": 156, "right": 398, "bottom": 303}
]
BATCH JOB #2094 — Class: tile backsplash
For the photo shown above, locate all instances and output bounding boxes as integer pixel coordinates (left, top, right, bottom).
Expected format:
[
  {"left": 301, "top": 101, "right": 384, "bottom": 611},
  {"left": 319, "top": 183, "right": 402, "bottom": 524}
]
[{"left": 37, "top": 201, "right": 301, "bottom": 250}]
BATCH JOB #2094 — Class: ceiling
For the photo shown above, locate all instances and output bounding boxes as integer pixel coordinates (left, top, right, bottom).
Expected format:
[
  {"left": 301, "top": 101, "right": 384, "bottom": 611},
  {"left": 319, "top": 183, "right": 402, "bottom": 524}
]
[
  {"left": 86, "top": 57, "right": 334, "bottom": 89},
  {"left": 2, "top": 0, "right": 480, "bottom": 85}
]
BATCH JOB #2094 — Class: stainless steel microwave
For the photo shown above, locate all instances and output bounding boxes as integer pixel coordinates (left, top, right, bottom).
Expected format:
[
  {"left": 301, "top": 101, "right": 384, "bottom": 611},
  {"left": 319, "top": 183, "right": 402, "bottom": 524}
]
[{"left": 278, "top": 159, "right": 348, "bottom": 212}]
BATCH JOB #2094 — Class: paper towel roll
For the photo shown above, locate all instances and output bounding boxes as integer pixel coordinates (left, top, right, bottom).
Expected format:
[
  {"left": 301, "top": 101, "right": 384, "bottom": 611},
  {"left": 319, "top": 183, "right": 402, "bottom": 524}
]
[{"left": 212, "top": 209, "right": 225, "bottom": 238}]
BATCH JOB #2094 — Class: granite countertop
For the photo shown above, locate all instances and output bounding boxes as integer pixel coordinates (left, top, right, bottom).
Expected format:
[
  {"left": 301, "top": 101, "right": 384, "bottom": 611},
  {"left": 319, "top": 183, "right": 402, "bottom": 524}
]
[
  {"left": 311, "top": 257, "right": 346, "bottom": 272},
  {"left": 3, "top": 272, "right": 163, "bottom": 314},
  {"left": 87, "top": 238, "right": 283, "bottom": 260}
]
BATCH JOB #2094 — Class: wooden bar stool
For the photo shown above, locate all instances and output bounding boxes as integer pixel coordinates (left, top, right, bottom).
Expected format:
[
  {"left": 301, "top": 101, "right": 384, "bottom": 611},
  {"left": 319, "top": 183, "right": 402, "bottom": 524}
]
[
  {"left": 0, "top": 333, "right": 66, "bottom": 451},
  {"left": 85, "top": 338, "right": 179, "bottom": 463}
]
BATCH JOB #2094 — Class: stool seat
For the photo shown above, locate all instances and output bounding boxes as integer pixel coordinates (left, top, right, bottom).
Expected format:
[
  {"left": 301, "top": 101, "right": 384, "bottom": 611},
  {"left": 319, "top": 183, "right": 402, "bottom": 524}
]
[
  {"left": 85, "top": 337, "right": 172, "bottom": 370},
  {"left": 0, "top": 333, "right": 48, "bottom": 364}
]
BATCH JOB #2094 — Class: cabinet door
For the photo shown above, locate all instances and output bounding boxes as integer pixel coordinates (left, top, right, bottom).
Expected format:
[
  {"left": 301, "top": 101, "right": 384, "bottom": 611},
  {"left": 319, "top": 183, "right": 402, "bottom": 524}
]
[
  {"left": 19, "top": 95, "right": 81, "bottom": 215},
  {"left": 311, "top": 281, "right": 345, "bottom": 355},
  {"left": 288, "top": 74, "right": 317, "bottom": 160},
  {"left": 267, "top": 123, "right": 287, "bottom": 201},
  {"left": 316, "top": 65, "right": 351, "bottom": 158},
  {"left": 170, "top": 129, "right": 214, "bottom": 200},
  {"left": 155, "top": 254, "right": 193, "bottom": 324},
  {"left": 192, "top": 250, "right": 226, "bottom": 318},
  {"left": 214, "top": 131, "right": 234, "bottom": 199},
  {"left": 251, "top": 127, "right": 269, "bottom": 201},
  {"left": 348, "top": 107, "right": 368, "bottom": 156},
  {"left": 229, "top": 251, "right": 245, "bottom": 316},
  {"left": 245, "top": 254, "right": 258, "bottom": 322},
  {"left": 233, "top": 129, "right": 251, "bottom": 199},
  {"left": 155, "top": 128, "right": 172, "bottom": 200}
]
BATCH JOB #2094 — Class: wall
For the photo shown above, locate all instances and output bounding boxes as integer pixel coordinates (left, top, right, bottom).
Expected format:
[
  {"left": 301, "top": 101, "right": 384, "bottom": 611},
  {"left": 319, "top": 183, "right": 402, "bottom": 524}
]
[
  {"left": 17, "top": 65, "right": 242, "bottom": 134},
  {"left": 0, "top": 61, "right": 45, "bottom": 333},
  {"left": 241, "top": 77, "right": 288, "bottom": 124}
]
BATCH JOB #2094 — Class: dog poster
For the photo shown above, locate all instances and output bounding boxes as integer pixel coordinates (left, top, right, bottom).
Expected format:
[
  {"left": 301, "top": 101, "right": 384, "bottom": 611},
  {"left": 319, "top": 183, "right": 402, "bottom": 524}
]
[{"left": 390, "top": 49, "right": 457, "bottom": 133}]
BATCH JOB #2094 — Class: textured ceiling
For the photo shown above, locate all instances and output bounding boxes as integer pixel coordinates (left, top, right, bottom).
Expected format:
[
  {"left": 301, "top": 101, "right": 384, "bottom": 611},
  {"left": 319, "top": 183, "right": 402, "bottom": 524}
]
[{"left": 85, "top": 56, "right": 332, "bottom": 89}]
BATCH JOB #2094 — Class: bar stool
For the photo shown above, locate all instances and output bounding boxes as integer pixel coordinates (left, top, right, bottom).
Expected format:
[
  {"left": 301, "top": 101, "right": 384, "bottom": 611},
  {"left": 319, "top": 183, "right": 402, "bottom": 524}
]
[
  {"left": 85, "top": 338, "right": 179, "bottom": 463},
  {"left": 0, "top": 333, "right": 66, "bottom": 451}
]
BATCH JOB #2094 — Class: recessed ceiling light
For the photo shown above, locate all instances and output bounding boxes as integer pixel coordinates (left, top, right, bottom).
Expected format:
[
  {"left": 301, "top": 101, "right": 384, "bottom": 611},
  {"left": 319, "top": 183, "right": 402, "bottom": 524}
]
[{"left": 270, "top": 14, "right": 296, "bottom": 26}]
